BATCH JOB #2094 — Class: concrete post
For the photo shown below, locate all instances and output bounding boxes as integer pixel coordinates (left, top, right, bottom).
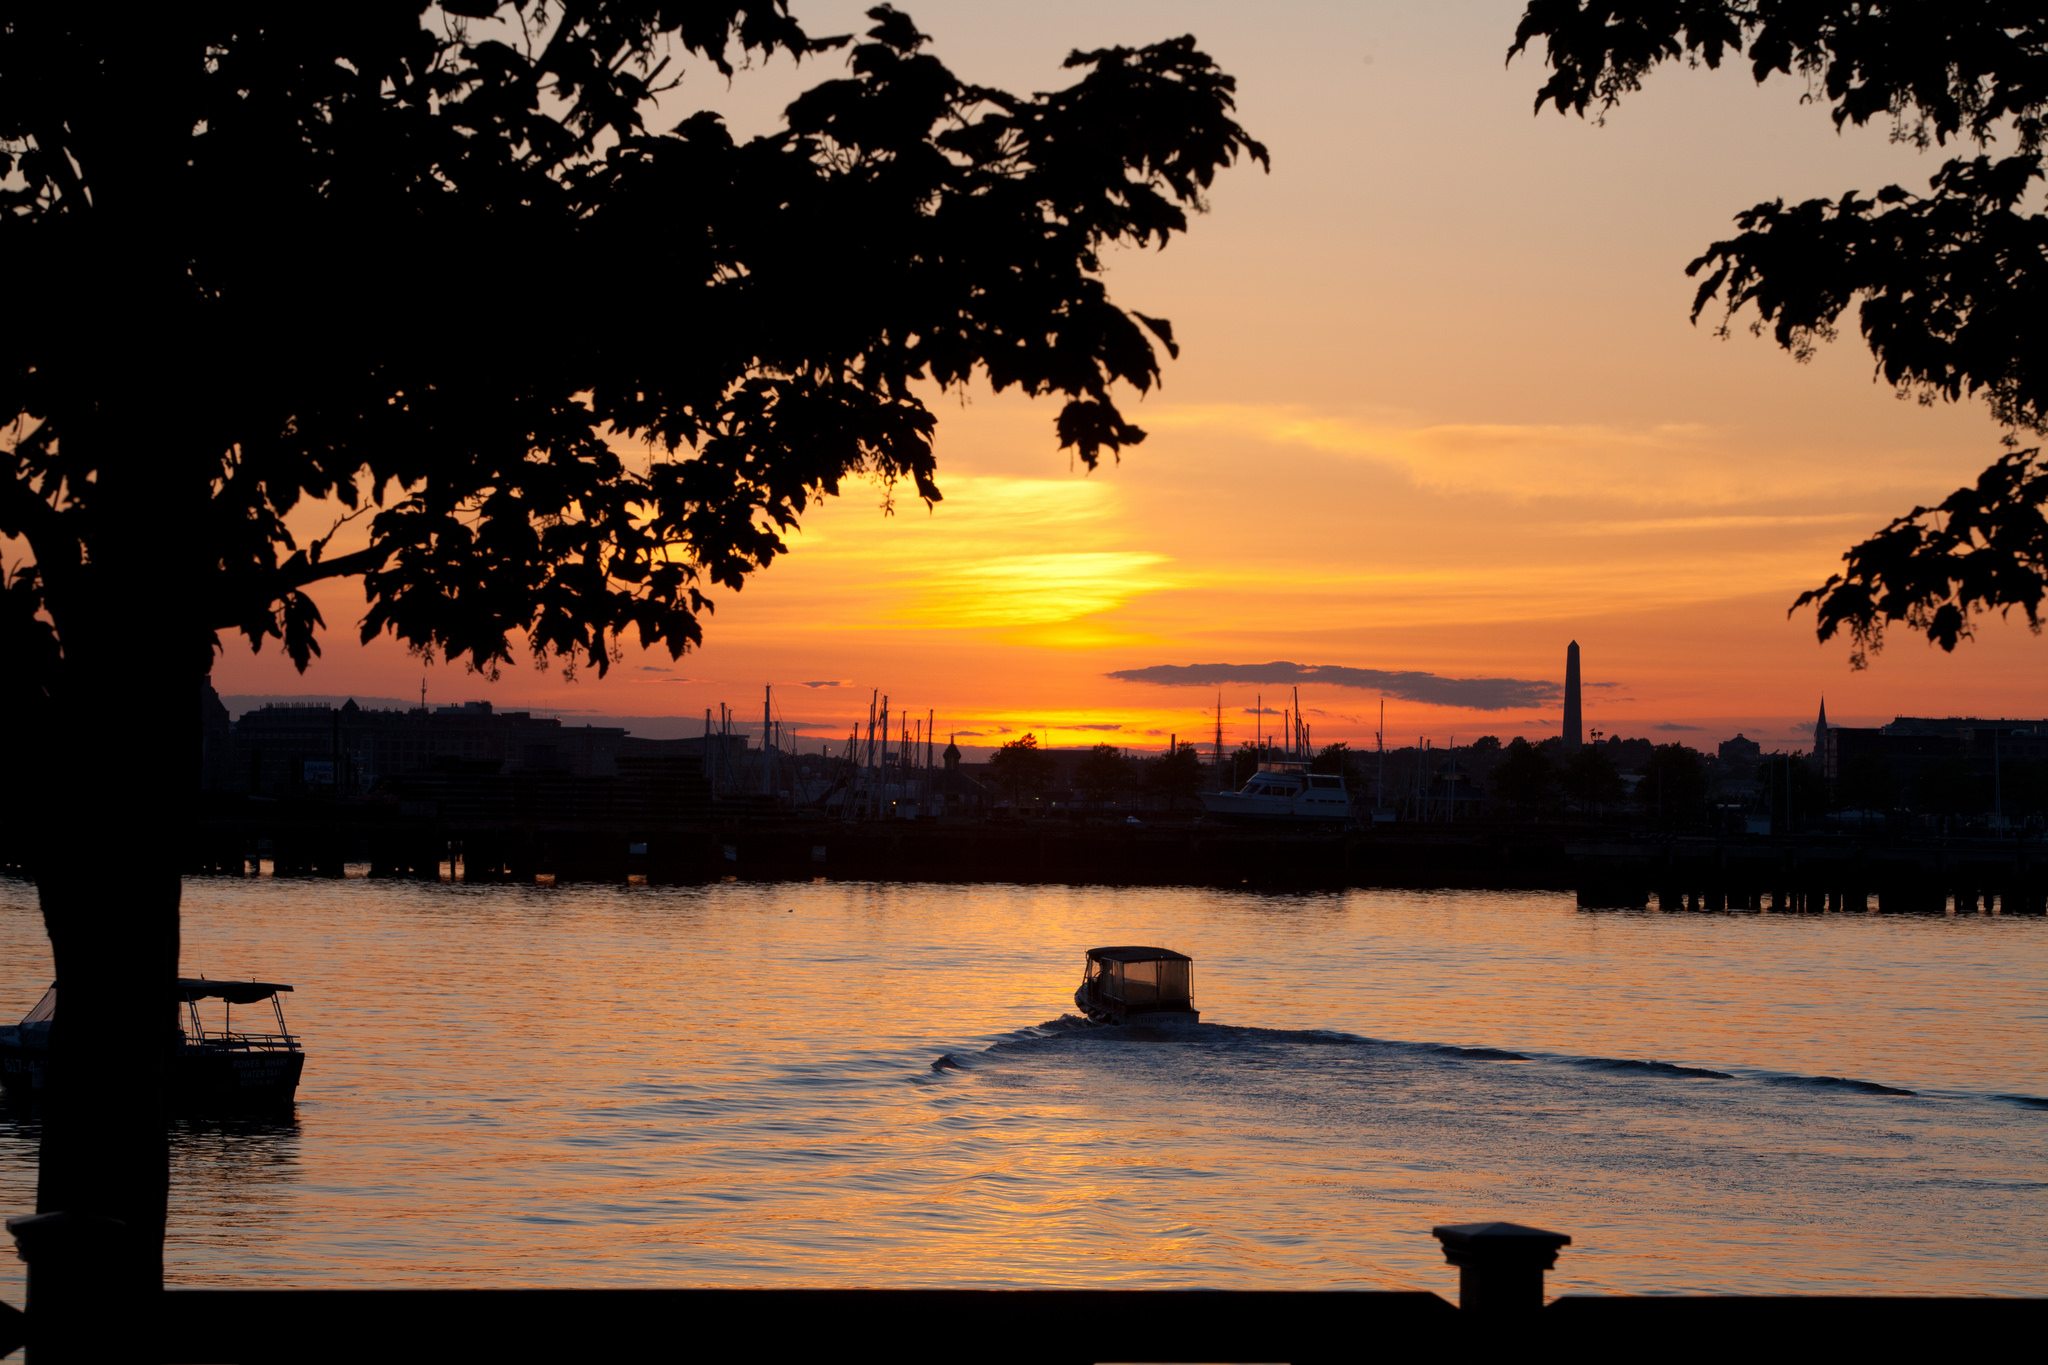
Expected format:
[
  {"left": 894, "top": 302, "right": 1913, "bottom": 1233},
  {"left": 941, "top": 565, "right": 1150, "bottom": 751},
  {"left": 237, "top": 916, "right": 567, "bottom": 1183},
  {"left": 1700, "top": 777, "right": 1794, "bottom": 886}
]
[
  {"left": 8, "top": 1211, "right": 140, "bottom": 1361},
  {"left": 1431, "top": 1221, "right": 1572, "bottom": 1314}
]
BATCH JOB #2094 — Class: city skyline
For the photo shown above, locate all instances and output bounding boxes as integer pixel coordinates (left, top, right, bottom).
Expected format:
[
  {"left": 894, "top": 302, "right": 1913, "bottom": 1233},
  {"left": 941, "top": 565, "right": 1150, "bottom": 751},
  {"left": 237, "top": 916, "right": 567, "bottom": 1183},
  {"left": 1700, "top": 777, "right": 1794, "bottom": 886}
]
[{"left": 210, "top": 677, "right": 1946, "bottom": 762}]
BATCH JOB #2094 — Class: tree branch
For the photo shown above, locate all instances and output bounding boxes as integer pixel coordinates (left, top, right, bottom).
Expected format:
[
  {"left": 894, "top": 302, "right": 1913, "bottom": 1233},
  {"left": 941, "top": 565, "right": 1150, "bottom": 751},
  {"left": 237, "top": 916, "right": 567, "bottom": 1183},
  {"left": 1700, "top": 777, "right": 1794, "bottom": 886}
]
[{"left": 278, "top": 542, "right": 389, "bottom": 592}]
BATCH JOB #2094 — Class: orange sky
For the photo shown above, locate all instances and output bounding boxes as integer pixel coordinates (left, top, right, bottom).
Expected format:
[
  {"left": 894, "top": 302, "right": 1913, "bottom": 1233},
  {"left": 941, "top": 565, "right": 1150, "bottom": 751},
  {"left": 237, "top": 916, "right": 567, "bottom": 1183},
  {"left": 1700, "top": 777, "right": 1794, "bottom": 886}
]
[{"left": 209, "top": 1, "right": 2048, "bottom": 756}]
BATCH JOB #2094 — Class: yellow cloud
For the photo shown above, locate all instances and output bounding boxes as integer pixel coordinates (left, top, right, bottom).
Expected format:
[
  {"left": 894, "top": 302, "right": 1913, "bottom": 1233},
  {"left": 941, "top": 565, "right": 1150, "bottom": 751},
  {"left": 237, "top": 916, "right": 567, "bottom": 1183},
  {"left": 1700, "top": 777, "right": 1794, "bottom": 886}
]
[
  {"left": 767, "top": 474, "right": 1179, "bottom": 632},
  {"left": 899, "top": 551, "right": 1174, "bottom": 628}
]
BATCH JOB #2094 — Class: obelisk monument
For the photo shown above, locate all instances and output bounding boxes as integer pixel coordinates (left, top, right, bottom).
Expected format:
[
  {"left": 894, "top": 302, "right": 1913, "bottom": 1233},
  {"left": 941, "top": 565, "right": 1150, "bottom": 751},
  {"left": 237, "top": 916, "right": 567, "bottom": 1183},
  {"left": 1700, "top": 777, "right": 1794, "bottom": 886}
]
[{"left": 1563, "top": 640, "right": 1583, "bottom": 753}]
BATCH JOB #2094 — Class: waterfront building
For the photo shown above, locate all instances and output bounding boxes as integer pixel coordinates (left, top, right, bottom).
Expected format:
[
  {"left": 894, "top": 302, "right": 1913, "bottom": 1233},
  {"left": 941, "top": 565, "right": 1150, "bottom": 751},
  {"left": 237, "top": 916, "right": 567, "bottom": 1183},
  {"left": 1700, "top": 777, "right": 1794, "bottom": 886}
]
[
  {"left": 1718, "top": 734, "right": 1762, "bottom": 774},
  {"left": 1820, "top": 714, "right": 2048, "bottom": 808},
  {"left": 227, "top": 698, "right": 632, "bottom": 798},
  {"left": 1881, "top": 715, "right": 2048, "bottom": 739},
  {"left": 931, "top": 737, "right": 987, "bottom": 815}
]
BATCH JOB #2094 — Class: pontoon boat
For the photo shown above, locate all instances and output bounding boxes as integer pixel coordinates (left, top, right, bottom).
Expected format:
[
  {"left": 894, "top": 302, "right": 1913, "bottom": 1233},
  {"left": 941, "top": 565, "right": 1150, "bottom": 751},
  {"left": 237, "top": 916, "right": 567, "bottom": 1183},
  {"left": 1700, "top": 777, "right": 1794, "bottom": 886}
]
[{"left": 0, "top": 978, "right": 305, "bottom": 1109}]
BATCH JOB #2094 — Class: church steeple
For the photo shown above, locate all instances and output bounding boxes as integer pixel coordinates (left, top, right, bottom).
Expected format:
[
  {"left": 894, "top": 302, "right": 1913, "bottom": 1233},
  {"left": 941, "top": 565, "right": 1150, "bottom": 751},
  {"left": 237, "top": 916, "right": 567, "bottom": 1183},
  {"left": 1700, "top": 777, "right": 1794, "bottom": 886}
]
[
  {"left": 1813, "top": 697, "right": 1829, "bottom": 756},
  {"left": 943, "top": 733, "right": 961, "bottom": 772}
]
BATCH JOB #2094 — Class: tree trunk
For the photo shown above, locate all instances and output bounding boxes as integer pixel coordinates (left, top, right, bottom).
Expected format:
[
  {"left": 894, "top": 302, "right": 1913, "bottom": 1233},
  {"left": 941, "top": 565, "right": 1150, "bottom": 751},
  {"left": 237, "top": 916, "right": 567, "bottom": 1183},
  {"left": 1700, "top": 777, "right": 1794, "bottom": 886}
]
[
  {"left": 10, "top": 14, "right": 213, "bottom": 1356},
  {"left": 23, "top": 201, "right": 199, "bottom": 1362},
  {"left": 23, "top": 644, "right": 188, "bottom": 1360}
]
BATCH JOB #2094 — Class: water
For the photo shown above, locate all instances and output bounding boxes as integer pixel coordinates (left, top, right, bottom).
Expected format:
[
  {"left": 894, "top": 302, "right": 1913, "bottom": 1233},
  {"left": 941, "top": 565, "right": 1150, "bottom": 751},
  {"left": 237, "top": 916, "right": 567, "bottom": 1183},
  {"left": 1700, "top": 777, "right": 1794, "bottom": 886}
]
[{"left": 0, "top": 875, "right": 2041, "bottom": 1301}]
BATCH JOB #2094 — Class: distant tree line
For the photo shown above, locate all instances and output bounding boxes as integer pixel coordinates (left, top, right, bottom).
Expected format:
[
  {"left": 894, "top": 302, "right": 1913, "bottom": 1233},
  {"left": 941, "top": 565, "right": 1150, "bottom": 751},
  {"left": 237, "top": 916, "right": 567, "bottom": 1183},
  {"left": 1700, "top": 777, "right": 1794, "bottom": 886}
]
[{"left": 988, "top": 737, "right": 1205, "bottom": 812}]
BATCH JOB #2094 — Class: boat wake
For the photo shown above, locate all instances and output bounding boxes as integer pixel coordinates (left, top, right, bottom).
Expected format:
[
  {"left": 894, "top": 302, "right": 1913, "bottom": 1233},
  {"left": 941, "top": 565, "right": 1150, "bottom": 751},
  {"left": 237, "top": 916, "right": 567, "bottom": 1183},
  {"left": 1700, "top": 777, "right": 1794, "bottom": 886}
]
[
  {"left": 1766, "top": 1073, "right": 1916, "bottom": 1097},
  {"left": 933, "top": 1018, "right": 1972, "bottom": 1110},
  {"left": 1565, "top": 1056, "right": 1732, "bottom": 1080}
]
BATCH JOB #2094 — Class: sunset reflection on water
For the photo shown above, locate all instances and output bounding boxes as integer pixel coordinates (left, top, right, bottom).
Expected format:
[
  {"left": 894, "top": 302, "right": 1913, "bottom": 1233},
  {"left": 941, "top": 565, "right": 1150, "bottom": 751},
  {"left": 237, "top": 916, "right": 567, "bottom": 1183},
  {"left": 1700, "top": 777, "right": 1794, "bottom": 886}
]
[{"left": 0, "top": 876, "right": 2040, "bottom": 1300}]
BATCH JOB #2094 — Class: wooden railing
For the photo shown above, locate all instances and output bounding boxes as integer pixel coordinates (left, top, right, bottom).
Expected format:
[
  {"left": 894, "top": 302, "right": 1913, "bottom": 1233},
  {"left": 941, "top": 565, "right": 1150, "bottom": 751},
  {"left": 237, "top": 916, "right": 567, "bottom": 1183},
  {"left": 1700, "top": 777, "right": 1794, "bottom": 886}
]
[
  {"left": 0, "top": 1216, "right": 2040, "bottom": 1362},
  {"left": 180, "top": 1031, "right": 298, "bottom": 1052}
]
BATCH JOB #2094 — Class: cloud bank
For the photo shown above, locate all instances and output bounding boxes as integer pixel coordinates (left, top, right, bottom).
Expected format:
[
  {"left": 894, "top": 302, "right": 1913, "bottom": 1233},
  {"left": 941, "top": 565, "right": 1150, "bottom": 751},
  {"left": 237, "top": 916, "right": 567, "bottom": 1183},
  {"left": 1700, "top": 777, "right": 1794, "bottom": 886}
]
[{"left": 1107, "top": 661, "right": 1559, "bottom": 712}]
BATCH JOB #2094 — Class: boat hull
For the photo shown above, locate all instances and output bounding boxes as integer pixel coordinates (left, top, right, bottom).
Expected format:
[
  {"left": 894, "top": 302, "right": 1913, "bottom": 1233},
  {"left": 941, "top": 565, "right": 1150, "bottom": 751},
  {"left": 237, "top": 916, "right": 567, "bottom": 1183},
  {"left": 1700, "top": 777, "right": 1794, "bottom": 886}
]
[
  {"left": 1197, "top": 792, "right": 1353, "bottom": 826},
  {"left": 1073, "top": 987, "right": 1199, "bottom": 1028},
  {"left": 0, "top": 1042, "right": 304, "bottom": 1111}
]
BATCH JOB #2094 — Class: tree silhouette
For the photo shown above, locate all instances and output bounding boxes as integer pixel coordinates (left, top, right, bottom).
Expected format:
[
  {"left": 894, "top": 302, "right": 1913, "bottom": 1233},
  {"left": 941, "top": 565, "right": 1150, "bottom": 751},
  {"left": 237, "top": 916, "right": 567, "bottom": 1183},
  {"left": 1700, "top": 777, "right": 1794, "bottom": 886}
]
[
  {"left": 1144, "top": 740, "right": 1205, "bottom": 811},
  {"left": 1076, "top": 743, "right": 1135, "bottom": 808},
  {"left": 1560, "top": 743, "right": 1624, "bottom": 812},
  {"left": 1511, "top": 4, "right": 2048, "bottom": 666},
  {"left": 1228, "top": 739, "right": 1281, "bottom": 786},
  {"left": 989, "top": 734, "right": 1058, "bottom": 808},
  {"left": 1492, "top": 737, "right": 1557, "bottom": 812},
  {"left": 0, "top": 1, "right": 1263, "bottom": 1323},
  {"left": 1757, "top": 751, "right": 1825, "bottom": 832},
  {"left": 1637, "top": 742, "right": 1708, "bottom": 832}
]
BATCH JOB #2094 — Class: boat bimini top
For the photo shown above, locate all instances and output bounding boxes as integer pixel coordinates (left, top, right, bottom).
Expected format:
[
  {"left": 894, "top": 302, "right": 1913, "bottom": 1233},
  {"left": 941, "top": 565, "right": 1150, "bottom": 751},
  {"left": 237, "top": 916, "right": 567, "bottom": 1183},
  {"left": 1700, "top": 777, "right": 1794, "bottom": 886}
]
[
  {"left": 177, "top": 979, "right": 293, "bottom": 1004},
  {"left": 13, "top": 979, "right": 298, "bottom": 1050}
]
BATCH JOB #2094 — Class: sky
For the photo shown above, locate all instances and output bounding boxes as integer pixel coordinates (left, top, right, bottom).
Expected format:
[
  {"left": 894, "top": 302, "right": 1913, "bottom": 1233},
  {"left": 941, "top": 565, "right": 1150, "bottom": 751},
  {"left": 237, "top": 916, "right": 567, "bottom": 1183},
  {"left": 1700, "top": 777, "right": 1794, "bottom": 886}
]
[{"left": 210, "top": 0, "right": 2048, "bottom": 756}]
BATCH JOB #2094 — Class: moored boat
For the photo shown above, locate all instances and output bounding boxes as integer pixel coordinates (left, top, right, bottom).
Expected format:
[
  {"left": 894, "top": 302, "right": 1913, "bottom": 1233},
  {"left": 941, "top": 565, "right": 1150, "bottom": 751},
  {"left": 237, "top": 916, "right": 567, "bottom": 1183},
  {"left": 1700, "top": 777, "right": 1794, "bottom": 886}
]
[
  {"left": 0, "top": 978, "right": 305, "bottom": 1110},
  {"left": 1074, "top": 946, "right": 1199, "bottom": 1026},
  {"left": 1199, "top": 761, "right": 1354, "bottom": 826}
]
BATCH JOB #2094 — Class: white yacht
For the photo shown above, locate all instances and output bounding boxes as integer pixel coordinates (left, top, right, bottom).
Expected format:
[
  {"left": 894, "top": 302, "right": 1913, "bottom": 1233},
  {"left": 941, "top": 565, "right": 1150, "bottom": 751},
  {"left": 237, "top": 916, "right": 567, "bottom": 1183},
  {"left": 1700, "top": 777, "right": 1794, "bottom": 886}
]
[{"left": 1199, "top": 761, "right": 1354, "bottom": 826}]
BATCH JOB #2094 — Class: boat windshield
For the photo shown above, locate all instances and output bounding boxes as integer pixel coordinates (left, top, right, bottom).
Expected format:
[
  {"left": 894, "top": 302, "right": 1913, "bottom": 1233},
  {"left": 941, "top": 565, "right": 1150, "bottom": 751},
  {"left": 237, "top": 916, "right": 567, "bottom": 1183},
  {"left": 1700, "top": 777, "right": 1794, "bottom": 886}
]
[
  {"left": 181, "top": 991, "right": 295, "bottom": 1048},
  {"left": 1104, "top": 957, "right": 1191, "bottom": 1005}
]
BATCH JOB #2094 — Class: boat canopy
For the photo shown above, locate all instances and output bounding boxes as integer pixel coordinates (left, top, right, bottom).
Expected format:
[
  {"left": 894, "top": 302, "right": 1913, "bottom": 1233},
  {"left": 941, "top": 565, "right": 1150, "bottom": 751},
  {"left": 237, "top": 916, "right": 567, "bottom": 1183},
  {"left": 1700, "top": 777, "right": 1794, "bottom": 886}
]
[
  {"left": 178, "top": 979, "right": 292, "bottom": 1004},
  {"left": 1083, "top": 946, "right": 1191, "bottom": 964},
  {"left": 15, "top": 979, "right": 294, "bottom": 1030},
  {"left": 1081, "top": 947, "right": 1193, "bottom": 1008}
]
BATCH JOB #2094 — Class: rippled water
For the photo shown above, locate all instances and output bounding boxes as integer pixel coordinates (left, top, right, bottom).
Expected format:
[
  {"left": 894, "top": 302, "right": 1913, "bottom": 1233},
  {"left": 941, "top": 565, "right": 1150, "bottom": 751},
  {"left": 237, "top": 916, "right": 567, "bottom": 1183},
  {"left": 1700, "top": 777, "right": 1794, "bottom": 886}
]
[{"left": 0, "top": 874, "right": 2041, "bottom": 1301}]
